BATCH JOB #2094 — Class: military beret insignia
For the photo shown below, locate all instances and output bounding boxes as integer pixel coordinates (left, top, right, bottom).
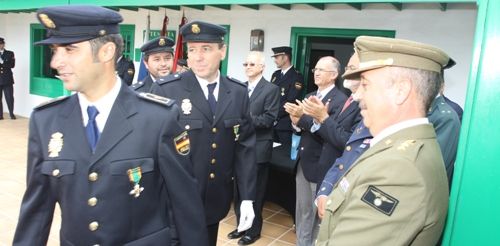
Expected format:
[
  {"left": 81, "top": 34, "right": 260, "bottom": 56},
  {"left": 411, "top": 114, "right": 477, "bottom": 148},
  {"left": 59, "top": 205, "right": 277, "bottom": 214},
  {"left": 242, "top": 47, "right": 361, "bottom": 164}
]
[
  {"left": 295, "top": 82, "right": 303, "bottom": 90},
  {"left": 191, "top": 24, "right": 201, "bottom": 34},
  {"left": 361, "top": 185, "right": 399, "bottom": 216},
  {"left": 99, "top": 29, "right": 106, "bottom": 36},
  {"left": 159, "top": 38, "right": 166, "bottom": 46},
  {"left": 39, "top": 14, "right": 56, "bottom": 29},
  {"left": 174, "top": 131, "right": 190, "bottom": 155},
  {"left": 127, "top": 68, "right": 134, "bottom": 75}
]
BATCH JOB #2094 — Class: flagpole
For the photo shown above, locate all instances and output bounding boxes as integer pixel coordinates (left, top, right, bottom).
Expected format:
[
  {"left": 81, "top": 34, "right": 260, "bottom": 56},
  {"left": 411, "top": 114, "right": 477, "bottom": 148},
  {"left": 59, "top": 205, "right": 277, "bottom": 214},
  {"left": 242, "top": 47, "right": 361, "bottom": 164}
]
[
  {"left": 137, "top": 12, "right": 151, "bottom": 82},
  {"left": 172, "top": 10, "right": 187, "bottom": 73}
]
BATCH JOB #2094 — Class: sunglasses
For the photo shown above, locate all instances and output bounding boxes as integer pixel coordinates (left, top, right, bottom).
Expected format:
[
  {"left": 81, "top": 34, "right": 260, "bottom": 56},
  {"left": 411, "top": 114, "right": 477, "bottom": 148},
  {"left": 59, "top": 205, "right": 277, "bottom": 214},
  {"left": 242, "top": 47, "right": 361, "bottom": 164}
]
[{"left": 243, "top": 62, "right": 260, "bottom": 67}]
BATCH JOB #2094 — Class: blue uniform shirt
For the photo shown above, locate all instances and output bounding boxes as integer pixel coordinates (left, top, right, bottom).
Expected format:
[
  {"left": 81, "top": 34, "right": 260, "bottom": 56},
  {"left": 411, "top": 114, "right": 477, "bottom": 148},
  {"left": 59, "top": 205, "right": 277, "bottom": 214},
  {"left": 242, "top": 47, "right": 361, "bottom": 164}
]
[{"left": 316, "top": 122, "right": 372, "bottom": 197}]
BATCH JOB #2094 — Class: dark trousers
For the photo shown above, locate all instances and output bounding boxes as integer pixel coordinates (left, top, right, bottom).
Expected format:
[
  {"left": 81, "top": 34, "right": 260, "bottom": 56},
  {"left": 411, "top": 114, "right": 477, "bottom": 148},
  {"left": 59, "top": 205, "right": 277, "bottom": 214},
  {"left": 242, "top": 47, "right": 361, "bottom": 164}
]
[
  {"left": 274, "top": 130, "right": 292, "bottom": 146},
  {"left": 207, "top": 223, "right": 219, "bottom": 246},
  {"left": 0, "top": 84, "right": 14, "bottom": 117},
  {"left": 234, "top": 162, "right": 269, "bottom": 237}
]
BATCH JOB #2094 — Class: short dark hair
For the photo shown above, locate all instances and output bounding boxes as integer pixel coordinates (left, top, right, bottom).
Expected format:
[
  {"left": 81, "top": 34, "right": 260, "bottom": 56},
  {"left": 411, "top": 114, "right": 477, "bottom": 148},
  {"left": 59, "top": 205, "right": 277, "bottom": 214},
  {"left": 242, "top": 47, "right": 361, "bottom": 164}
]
[{"left": 89, "top": 34, "right": 123, "bottom": 63}]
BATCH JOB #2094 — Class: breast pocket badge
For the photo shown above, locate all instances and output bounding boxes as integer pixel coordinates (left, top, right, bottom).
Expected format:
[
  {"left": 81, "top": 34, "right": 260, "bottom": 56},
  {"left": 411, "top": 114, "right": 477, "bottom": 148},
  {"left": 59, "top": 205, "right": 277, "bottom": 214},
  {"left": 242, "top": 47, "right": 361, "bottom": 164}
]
[
  {"left": 181, "top": 99, "right": 192, "bottom": 115},
  {"left": 233, "top": 124, "right": 240, "bottom": 141}
]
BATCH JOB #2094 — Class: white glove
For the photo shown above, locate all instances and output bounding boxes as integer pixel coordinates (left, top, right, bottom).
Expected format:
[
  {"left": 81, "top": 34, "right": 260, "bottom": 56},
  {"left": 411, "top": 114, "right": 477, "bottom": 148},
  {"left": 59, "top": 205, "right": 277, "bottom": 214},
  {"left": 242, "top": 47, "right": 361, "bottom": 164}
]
[{"left": 237, "top": 200, "right": 255, "bottom": 232}]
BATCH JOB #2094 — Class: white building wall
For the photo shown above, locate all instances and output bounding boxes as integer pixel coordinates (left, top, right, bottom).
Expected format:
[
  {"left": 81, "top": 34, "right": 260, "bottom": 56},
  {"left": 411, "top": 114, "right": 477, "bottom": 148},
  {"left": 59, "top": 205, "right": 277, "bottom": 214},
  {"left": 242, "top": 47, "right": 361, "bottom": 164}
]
[{"left": 0, "top": 3, "right": 476, "bottom": 117}]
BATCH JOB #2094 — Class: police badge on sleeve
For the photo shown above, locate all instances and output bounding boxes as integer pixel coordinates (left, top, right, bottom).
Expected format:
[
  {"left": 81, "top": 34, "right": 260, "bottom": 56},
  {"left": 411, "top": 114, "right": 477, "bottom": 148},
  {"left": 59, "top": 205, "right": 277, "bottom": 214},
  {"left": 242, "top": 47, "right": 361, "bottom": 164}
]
[{"left": 174, "top": 131, "right": 190, "bottom": 155}]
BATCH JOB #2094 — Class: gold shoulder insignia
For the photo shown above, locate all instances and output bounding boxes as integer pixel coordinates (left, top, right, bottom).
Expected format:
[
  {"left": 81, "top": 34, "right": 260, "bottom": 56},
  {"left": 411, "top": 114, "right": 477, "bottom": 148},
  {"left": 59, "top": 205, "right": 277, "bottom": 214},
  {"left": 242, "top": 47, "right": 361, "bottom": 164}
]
[
  {"left": 138, "top": 93, "right": 174, "bottom": 107},
  {"left": 397, "top": 140, "right": 416, "bottom": 151}
]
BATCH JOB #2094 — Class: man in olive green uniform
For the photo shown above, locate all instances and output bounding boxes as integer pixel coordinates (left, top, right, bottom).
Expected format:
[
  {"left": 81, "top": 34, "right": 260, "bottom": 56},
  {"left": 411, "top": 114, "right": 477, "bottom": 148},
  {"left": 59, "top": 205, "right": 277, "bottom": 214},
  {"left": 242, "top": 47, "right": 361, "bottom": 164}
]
[{"left": 316, "top": 36, "right": 450, "bottom": 246}]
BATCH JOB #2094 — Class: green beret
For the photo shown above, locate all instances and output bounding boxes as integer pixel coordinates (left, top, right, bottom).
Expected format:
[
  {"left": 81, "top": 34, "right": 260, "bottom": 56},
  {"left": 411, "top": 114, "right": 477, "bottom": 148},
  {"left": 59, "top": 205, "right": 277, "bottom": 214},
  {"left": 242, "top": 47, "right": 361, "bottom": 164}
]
[{"left": 343, "top": 36, "right": 451, "bottom": 79}]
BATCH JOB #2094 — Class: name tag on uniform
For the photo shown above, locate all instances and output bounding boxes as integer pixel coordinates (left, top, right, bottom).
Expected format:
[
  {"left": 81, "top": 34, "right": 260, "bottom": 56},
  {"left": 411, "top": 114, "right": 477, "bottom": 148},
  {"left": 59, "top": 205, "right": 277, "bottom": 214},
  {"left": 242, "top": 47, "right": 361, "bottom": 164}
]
[{"left": 339, "top": 177, "right": 350, "bottom": 193}]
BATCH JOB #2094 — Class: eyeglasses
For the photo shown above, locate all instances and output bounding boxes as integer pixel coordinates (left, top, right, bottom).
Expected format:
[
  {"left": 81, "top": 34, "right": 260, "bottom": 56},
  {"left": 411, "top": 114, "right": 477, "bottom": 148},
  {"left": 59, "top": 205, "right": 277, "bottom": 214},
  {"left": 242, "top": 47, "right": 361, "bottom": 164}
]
[
  {"left": 311, "top": 68, "right": 335, "bottom": 73},
  {"left": 243, "top": 63, "right": 260, "bottom": 67},
  {"left": 345, "top": 65, "right": 358, "bottom": 71}
]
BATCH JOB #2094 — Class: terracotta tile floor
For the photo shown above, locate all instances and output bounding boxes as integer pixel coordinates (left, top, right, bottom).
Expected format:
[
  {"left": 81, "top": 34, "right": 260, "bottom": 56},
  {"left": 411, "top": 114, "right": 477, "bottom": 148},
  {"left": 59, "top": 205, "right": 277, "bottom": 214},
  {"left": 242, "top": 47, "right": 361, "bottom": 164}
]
[{"left": 0, "top": 113, "right": 296, "bottom": 245}]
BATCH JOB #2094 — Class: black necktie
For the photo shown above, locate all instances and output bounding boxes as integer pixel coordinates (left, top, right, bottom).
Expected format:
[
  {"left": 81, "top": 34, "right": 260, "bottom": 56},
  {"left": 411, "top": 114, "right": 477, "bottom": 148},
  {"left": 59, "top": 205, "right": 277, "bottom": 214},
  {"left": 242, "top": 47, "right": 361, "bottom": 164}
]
[
  {"left": 86, "top": 106, "right": 100, "bottom": 152},
  {"left": 207, "top": 83, "right": 217, "bottom": 115}
]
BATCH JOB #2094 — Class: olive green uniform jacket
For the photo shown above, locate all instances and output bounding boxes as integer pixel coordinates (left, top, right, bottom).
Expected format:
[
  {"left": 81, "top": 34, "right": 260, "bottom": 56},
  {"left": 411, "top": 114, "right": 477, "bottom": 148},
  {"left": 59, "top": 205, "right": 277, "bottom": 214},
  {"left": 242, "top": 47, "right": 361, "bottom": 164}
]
[{"left": 316, "top": 124, "right": 449, "bottom": 246}]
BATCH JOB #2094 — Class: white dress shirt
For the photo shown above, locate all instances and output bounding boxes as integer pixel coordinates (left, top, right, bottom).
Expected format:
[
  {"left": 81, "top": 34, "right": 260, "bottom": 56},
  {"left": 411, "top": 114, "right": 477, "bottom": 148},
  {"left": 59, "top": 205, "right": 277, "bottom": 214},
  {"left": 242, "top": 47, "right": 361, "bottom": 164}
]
[
  {"left": 196, "top": 71, "right": 221, "bottom": 101},
  {"left": 78, "top": 76, "right": 122, "bottom": 133}
]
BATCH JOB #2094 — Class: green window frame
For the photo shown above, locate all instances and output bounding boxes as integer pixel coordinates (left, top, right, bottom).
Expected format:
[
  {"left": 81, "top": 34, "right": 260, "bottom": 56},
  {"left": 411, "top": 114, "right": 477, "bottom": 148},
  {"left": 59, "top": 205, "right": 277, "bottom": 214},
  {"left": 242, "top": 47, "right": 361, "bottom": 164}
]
[
  {"left": 134, "top": 29, "right": 176, "bottom": 62},
  {"left": 29, "top": 23, "right": 135, "bottom": 98}
]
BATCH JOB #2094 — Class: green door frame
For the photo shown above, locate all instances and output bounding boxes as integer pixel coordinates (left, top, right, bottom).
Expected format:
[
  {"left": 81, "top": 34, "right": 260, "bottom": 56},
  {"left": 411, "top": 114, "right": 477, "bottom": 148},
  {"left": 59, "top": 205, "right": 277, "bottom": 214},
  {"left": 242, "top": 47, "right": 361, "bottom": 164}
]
[
  {"left": 290, "top": 27, "right": 395, "bottom": 96},
  {"left": 10, "top": 0, "right": 500, "bottom": 244},
  {"left": 442, "top": 0, "right": 500, "bottom": 245}
]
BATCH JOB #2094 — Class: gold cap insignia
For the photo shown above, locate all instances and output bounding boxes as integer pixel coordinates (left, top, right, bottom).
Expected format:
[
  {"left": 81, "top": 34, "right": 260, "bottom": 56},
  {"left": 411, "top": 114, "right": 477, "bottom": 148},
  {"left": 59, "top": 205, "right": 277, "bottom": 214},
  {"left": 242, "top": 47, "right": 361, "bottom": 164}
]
[
  {"left": 99, "top": 30, "right": 106, "bottom": 36},
  {"left": 39, "top": 14, "right": 56, "bottom": 29},
  {"left": 174, "top": 131, "right": 190, "bottom": 155},
  {"left": 48, "top": 132, "right": 64, "bottom": 157},
  {"left": 191, "top": 24, "right": 201, "bottom": 34},
  {"left": 159, "top": 38, "right": 166, "bottom": 46}
]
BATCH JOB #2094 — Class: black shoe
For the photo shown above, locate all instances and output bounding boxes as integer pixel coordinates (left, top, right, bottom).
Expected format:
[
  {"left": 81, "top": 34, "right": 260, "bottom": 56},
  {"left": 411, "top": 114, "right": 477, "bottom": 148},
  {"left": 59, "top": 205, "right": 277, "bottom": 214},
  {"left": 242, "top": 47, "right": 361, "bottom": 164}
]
[
  {"left": 0, "top": 116, "right": 3, "bottom": 120},
  {"left": 227, "top": 229, "right": 245, "bottom": 239},
  {"left": 10, "top": 115, "right": 16, "bottom": 120},
  {"left": 238, "top": 235, "right": 260, "bottom": 245}
]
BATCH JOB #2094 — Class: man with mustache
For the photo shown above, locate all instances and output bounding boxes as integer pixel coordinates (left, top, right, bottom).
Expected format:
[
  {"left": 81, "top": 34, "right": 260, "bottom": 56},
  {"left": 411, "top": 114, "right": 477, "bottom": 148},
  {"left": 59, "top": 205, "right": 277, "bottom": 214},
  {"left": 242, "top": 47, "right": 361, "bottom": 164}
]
[{"left": 316, "top": 36, "right": 450, "bottom": 245}]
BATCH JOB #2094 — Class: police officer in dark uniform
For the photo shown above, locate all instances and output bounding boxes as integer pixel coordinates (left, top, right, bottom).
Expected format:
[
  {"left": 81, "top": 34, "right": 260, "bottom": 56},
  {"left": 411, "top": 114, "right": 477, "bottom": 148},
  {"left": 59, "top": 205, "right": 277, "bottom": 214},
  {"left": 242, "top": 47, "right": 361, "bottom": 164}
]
[
  {"left": 116, "top": 53, "right": 135, "bottom": 86},
  {"left": 176, "top": 58, "right": 190, "bottom": 73},
  {"left": 151, "top": 21, "right": 257, "bottom": 246},
  {"left": 0, "top": 37, "right": 16, "bottom": 119},
  {"left": 270, "top": 46, "right": 304, "bottom": 146},
  {"left": 13, "top": 5, "right": 207, "bottom": 246},
  {"left": 131, "top": 36, "right": 175, "bottom": 93}
]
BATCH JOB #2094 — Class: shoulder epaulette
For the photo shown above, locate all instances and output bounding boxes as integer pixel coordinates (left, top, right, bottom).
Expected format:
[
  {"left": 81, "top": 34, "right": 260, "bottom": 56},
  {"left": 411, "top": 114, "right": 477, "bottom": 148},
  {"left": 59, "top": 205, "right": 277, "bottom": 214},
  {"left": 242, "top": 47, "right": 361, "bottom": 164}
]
[
  {"left": 226, "top": 76, "right": 246, "bottom": 87},
  {"left": 130, "top": 81, "right": 145, "bottom": 90},
  {"left": 137, "top": 92, "right": 174, "bottom": 107},
  {"left": 157, "top": 73, "right": 182, "bottom": 85},
  {"left": 34, "top": 96, "right": 70, "bottom": 110}
]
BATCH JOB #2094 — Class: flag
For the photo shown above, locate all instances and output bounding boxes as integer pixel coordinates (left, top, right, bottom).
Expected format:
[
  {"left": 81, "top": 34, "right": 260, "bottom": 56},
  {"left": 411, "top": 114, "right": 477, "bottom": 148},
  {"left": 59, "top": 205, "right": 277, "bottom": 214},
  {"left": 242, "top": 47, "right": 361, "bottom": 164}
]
[
  {"left": 172, "top": 11, "right": 187, "bottom": 73},
  {"left": 160, "top": 14, "right": 169, "bottom": 37},
  {"left": 137, "top": 13, "right": 151, "bottom": 82}
]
